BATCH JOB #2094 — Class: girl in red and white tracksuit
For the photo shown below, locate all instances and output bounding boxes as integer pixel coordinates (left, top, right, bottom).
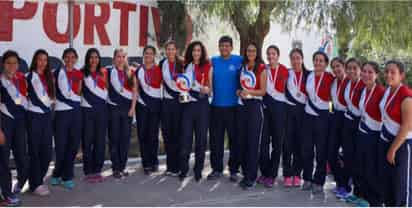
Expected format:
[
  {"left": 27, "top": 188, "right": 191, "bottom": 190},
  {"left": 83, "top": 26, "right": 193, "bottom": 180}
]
[
  {"left": 258, "top": 45, "right": 289, "bottom": 188},
  {"left": 328, "top": 57, "right": 350, "bottom": 196},
  {"left": 301, "top": 51, "right": 334, "bottom": 194},
  {"left": 354, "top": 61, "right": 385, "bottom": 206},
  {"left": 283, "top": 48, "right": 308, "bottom": 188},
  {"left": 341, "top": 58, "right": 365, "bottom": 199},
  {"left": 378, "top": 61, "right": 412, "bottom": 206}
]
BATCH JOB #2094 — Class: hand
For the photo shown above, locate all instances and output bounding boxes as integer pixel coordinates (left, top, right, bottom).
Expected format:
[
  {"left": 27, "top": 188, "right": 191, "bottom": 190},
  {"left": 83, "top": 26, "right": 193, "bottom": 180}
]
[
  {"left": 128, "top": 108, "right": 135, "bottom": 118},
  {"left": 240, "top": 90, "right": 249, "bottom": 99},
  {"left": 200, "top": 86, "right": 210, "bottom": 95},
  {"left": 0, "top": 130, "right": 5, "bottom": 145},
  {"left": 387, "top": 146, "right": 397, "bottom": 165}
]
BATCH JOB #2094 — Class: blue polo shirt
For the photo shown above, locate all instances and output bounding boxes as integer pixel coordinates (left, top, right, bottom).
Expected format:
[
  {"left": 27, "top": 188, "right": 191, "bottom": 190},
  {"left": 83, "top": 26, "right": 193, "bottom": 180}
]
[{"left": 211, "top": 55, "right": 243, "bottom": 107}]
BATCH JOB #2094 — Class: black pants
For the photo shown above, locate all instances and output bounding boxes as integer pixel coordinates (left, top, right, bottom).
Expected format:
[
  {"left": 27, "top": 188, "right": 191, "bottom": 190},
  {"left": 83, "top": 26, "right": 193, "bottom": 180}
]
[
  {"left": 259, "top": 100, "right": 286, "bottom": 178},
  {"left": 301, "top": 111, "right": 329, "bottom": 185},
  {"left": 0, "top": 114, "right": 29, "bottom": 190},
  {"left": 355, "top": 130, "right": 380, "bottom": 205},
  {"left": 136, "top": 103, "right": 160, "bottom": 169},
  {"left": 53, "top": 108, "right": 82, "bottom": 181},
  {"left": 282, "top": 103, "right": 304, "bottom": 177},
  {"left": 327, "top": 111, "right": 348, "bottom": 190},
  {"left": 237, "top": 100, "right": 264, "bottom": 182},
  {"left": 108, "top": 106, "right": 132, "bottom": 172},
  {"left": 161, "top": 99, "right": 182, "bottom": 173},
  {"left": 209, "top": 106, "right": 239, "bottom": 174},
  {"left": 342, "top": 116, "right": 360, "bottom": 194},
  {"left": 179, "top": 100, "right": 209, "bottom": 176},
  {"left": 377, "top": 139, "right": 395, "bottom": 206},
  {"left": 27, "top": 112, "right": 53, "bottom": 191},
  {"left": 82, "top": 106, "right": 108, "bottom": 175}
]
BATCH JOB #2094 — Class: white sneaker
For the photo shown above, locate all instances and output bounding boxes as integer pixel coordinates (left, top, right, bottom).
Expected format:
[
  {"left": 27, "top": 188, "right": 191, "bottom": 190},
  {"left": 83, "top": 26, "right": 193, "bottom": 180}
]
[{"left": 33, "top": 185, "right": 50, "bottom": 196}]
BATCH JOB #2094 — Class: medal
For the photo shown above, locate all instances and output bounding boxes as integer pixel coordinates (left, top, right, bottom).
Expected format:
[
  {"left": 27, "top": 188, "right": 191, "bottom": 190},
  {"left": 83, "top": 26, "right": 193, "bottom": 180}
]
[
  {"left": 65, "top": 67, "right": 73, "bottom": 98},
  {"left": 14, "top": 97, "right": 21, "bottom": 105},
  {"left": 41, "top": 96, "right": 47, "bottom": 103},
  {"left": 313, "top": 72, "right": 324, "bottom": 103},
  {"left": 294, "top": 70, "right": 303, "bottom": 99}
]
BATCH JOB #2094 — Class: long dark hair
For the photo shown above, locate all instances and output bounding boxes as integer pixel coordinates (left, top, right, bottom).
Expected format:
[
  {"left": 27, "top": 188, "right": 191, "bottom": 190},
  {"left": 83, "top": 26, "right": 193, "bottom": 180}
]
[
  {"left": 30, "top": 49, "right": 55, "bottom": 98},
  {"left": 165, "top": 40, "right": 184, "bottom": 73},
  {"left": 82, "top": 48, "right": 102, "bottom": 77},
  {"left": 184, "top": 41, "right": 209, "bottom": 70},
  {"left": 289, "top": 48, "right": 308, "bottom": 76},
  {"left": 242, "top": 42, "right": 264, "bottom": 73}
]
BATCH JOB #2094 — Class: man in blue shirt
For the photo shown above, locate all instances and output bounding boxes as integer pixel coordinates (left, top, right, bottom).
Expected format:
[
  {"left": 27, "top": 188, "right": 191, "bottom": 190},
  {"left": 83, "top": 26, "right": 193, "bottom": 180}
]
[{"left": 208, "top": 36, "right": 243, "bottom": 182}]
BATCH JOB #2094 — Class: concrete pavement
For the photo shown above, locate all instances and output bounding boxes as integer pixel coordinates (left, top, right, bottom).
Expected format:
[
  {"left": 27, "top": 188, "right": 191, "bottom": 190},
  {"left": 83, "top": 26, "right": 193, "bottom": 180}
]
[{"left": 18, "top": 155, "right": 348, "bottom": 207}]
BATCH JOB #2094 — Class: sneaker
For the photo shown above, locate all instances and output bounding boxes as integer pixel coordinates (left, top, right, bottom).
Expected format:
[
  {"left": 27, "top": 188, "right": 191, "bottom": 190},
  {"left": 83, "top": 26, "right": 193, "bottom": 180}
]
[
  {"left": 32, "top": 185, "right": 50, "bottom": 196},
  {"left": 113, "top": 171, "right": 122, "bottom": 179},
  {"left": 194, "top": 172, "right": 202, "bottom": 182},
  {"left": 4, "top": 195, "right": 21, "bottom": 207},
  {"left": 93, "top": 174, "right": 105, "bottom": 183},
  {"left": 302, "top": 181, "right": 312, "bottom": 191},
  {"left": 151, "top": 166, "right": 159, "bottom": 173},
  {"left": 207, "top": 171, "right": 222, "bottom": 180},
  {"left": 62, "top": 180, "right": 75, "bottom": 190},
  {"left": 12, "top": 183, "right": 23, "bottom": 194},
  {"left": 50, "top": 177, "right": 61, "bottom": 186},
  {"left": 239, "top": 180, "right": 255, "bottom": 190},
  {"left": 293, "top": 176, "right": 301, "bottom": 187},
  {"left": 178, "top": 173, "right": 187, "bottom": 181},
  {"left": 311, "top": 184, "right": 324, "bottom": 194},
  {"left": 164, "top": 171, "right": 180, "bottom": 177},
  {"left": 336, "top": 187, "right": 351, "bottom": 199},
  {"left": 143, "top": 168, "right": 151, "bottom": 175},
  {"left": 121, "top": 171, "right": 129, "bottom": 177},
  {"left": 345, "top": 195, "right": 359, "bottom": 203},
  {"left": 256, "top": 176, "right": 266, "bottom": 184},
  {"left": 283, "top": 177, "right": 293, "bottom": 187},
  {"left": 229, "top": 173, "right": 238, "bottom": 182},
  {"left": 263, "top": 177, "right": 274, "bottom": 188},
  {"left": 355, "top": 198, "right": 370, "bottom": 207}
]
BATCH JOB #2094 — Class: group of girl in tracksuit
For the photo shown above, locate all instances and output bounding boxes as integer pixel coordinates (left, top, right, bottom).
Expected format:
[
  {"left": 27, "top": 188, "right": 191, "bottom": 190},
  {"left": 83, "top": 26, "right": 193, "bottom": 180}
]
[
  {"left": 1, "top": 41, "right": 412, "bottom": 207},
  {"left": 238, "top": 43, "right": 412, "bottom": 207}
]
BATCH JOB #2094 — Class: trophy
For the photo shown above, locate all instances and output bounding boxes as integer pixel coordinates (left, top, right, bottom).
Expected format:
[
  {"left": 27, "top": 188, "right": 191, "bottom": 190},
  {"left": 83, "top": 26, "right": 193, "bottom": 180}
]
[
  {"left": 176, "top": 74, "right": 191, "bottom": 103},
  {"left": 240, "top": 69, "right": 256, "bottom": 99}
]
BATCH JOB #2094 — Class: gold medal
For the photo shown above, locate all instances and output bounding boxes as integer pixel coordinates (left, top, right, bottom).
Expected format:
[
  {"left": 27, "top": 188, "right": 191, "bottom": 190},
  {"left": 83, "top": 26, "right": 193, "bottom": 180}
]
[
  {"left": 41, "top": 96, "right": 47, "bottom": 103},
  {"left": 297, "top": 92, "right": 302, "bottom": 98},
  {"left": 14, "top": 97, "right": 21, "bottom": 105}
]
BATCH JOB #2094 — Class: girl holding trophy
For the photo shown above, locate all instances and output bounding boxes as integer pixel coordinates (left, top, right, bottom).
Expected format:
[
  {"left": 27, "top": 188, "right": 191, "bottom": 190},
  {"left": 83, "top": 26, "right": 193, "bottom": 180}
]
[
  {"left": 236, "top": 43, "right": 267, "bottom": 190},
  {"left": 179, "top": 41, "right": 212, "bottom": 182}
]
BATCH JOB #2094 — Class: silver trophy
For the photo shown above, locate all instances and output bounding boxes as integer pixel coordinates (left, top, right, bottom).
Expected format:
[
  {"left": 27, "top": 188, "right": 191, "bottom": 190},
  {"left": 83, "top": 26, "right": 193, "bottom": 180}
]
[{"left": 176, "top": 74, "right": 191, "bottom": 103}]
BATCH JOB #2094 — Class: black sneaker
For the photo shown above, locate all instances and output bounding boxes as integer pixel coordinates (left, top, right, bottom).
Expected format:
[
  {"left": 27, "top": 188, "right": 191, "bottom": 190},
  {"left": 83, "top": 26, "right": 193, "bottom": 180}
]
[
  {"left": 151, "top": 165, "right": 159, "bottom": 173},
  {"left": 240, "top": 180, "right": 255, "bottom": 190},
  {"left": 194, "top": 172, "right": 202, "bottom": 182},
  {"left": 178, "top": 173, "right": 187, "bottom": 181},
  {"left": 113, "top": 171, "right": 122, "bottom": 179},
  {"left": 207, "top": 171, "right": 222, "bottom": 180},
  {"left": 143, "top": 168, "right": 151, "bottom": 175},
  {"left": 229, "top": 173, "right": 238, "bottom": 182},
  {"left": 121, "top": 171, "right": 129, "bottom": 177}
]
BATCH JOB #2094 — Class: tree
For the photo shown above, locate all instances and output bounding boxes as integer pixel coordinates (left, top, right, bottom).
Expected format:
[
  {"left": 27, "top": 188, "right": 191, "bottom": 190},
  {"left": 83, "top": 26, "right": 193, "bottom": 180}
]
[
  {"left": 157, "top": 0, "right": 192, "bottom": 54},
  {"left": 281, "top": 1, "right": 412, "bottom": 60},
  {"left": 188, "top": 0, "right": 289, "bottom": 53}
]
